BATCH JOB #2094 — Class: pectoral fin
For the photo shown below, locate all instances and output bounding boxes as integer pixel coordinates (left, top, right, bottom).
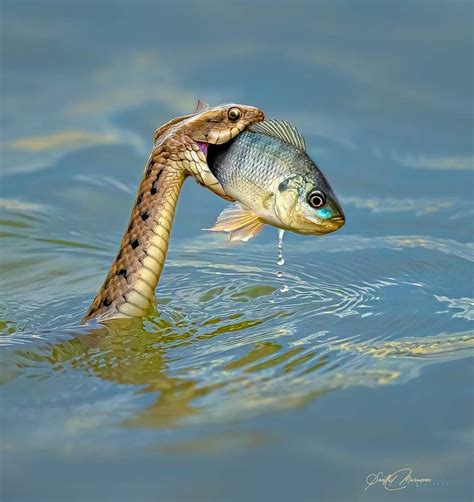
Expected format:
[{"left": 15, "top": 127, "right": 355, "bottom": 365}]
[
  {"left": 206, "top": 203, "right": 265, "bottom": 242},
  {"left": 227, "top": 220, "right": 265, "bottom": 241}
]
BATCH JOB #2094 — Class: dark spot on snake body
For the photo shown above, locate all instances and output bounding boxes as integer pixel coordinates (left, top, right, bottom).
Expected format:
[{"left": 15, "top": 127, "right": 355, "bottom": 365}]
[
  {"left": 127, "top": 221, "right": 133, "bottom": 233},
  {"left": 131, "top": 239, "right": 139, "bottom": 249},
  {"left": 150, "top": 170, "right": 162, "bottom": 195},
  {"left": 137, "top": 193, "right": 143, "bottom": 205},
  {"left": 103, "top": 298, "right": 112, "bottom": 307},
  {"left": 116, "top": 250, "right": 122, "bottom": 260},
  {"left": 117, "top": 268, "right": 127, "bottom": 277},
  {"left": 141, "top": 211, "right": 149, "bottom": 221}
]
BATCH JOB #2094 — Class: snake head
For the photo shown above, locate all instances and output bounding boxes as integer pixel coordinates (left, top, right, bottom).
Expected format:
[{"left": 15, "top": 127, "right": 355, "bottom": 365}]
[
  {"left": 190, "top": 103, "right": 265, "bottom": 145},
  {"left": 152, "top": 103, "right": 264, "bottom": 202}
]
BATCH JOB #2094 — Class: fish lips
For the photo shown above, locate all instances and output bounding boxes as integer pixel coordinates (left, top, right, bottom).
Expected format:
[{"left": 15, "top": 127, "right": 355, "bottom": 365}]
[{"left": 323, "top": 213, "right": 345, "bottom": 233}]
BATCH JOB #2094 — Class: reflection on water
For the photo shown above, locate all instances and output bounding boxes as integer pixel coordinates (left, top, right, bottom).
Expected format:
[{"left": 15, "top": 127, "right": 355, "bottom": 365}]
[
  {"left": 8, "top": 315, "right": 473, "bottom": 428},
  {"left": 1, "top": 188, "right": 473, "bottom": 462},
  {"left": 4, "top": 238, "right": 473, "bottom": 429}
]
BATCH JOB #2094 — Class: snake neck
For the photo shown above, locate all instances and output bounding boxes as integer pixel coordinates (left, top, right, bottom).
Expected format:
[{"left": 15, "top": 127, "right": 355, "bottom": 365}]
[{"left": 82, "top": 148, "right": 188, "bottom": 323}]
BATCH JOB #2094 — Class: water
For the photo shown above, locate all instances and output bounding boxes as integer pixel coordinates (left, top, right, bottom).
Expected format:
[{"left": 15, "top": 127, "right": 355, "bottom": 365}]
[
  {"left": 1, "top": 2, "right": 473, "bottom": 501},
  {"left": 276, "top": 229, "right": 289, "bottom": 292},
  {"left": 277, "top": 229, "right": 285, "bottom": 267}
]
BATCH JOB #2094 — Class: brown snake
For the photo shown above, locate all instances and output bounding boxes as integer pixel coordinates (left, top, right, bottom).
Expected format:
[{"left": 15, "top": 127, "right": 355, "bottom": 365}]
[{"left": 82, "top": 103, "right": 264, "bottom": 323}]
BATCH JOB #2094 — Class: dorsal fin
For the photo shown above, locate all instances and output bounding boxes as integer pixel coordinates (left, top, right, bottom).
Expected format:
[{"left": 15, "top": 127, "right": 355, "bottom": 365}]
[
  {"left": 249, "top": 119, "right": 306, "bottom": 151},
  {"left": 194, "top": 99, "right": 210, "bottom": 113}
]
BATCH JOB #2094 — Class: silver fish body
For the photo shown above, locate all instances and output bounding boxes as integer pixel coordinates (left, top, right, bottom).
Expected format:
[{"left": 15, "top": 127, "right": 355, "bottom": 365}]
[{"left": 206, "top": 120, "right": 345, "bottom": 240}]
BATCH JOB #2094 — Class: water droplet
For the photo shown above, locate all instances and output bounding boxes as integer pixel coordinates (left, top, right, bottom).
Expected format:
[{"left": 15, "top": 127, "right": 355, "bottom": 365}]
[
  {"left": 276, "top": 229, "right": 288, "bottom": 292},
  {"left": 277, "top": 229, "right": 285, "bottom": 266}
]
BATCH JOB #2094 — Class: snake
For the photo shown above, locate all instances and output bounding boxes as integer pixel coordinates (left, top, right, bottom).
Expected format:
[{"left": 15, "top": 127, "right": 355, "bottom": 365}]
[{"left": 82, "top": 103, "right": 264, "bottom": 323}]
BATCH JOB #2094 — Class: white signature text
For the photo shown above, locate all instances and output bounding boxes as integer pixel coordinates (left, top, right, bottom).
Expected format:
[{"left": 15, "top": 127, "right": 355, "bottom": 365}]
[{"left": 365, "top": 468, "right": 432, "bottom": 491}]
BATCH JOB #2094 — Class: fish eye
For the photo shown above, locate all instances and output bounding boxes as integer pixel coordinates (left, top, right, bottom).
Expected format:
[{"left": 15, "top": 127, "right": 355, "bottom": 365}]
[
  {"left": 307, "top": 190, "right": 326, "bottom": 209},
  {"left": 227, "top": 107, "right": 241, "bottom": 122}
]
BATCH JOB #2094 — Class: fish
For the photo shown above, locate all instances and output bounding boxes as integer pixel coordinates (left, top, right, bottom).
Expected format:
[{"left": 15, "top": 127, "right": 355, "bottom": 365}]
[{"left": 206, "top": 119, "right": 345, "bottom": 241}]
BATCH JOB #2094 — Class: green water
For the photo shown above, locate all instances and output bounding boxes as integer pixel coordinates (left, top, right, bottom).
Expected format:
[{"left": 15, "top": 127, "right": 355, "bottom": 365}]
[{"left": 1, "top": 1, "right": 473, "bottom": 501}]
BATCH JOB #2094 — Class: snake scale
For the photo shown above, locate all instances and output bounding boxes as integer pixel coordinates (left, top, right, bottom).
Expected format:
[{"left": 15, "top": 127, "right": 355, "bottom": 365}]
[{"left": 82, "top": 103, "right": 264, "bottom": 323}]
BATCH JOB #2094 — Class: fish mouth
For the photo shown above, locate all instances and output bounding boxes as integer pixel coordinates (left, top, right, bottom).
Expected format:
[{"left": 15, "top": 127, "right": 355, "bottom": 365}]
[
  {"left": 324, "top": 216, "right": 345, "bottom": 234},
  {"left": 331, "top": 215, "right": 345, "bottom": 225},
  {"left": 285, "top": 214, "right": 345, "bottom": 236},
  {"left": 312, "top": 214, "right": 345, "bottom": 234}
]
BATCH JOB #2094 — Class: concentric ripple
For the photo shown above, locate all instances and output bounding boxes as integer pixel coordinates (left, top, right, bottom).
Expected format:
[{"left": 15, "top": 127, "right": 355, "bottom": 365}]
[{"left": 3, "top": 233, "right": 473, "bottom": 429}]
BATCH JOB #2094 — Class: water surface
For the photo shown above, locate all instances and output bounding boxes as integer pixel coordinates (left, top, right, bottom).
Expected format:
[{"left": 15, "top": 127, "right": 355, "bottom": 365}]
[{"left": 1, "top": 1, "right": 473, "bottom": 501}]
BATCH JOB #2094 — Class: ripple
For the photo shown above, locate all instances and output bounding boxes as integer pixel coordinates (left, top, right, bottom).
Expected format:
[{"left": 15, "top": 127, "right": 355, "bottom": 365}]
[
  {"left": 2, "top": 223, "right": 473, "bottom": 428},
  {"left": 335, "top": 331, "right": 474, "bottom": 360},
  {"left": 159, "top": 248, "right": 396, "bottom": 324},
  {"left": 3, "top": 233, "right": 473, "bottom": 428},
  {"left": 435, "top": 295, "right": 474, "bottom": 321}
]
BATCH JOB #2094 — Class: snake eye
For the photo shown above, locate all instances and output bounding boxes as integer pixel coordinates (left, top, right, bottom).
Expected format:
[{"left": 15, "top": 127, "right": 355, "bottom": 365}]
[
  {"left": 307, "top": 190, "right": 326, "bottom": 209},
  {"left": 227, "top": 107, "right": 241, "bottom": 122}
]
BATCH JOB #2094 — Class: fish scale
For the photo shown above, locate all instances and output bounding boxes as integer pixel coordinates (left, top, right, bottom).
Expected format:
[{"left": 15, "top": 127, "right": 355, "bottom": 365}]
[{"left": 207, "top": 120, "right": 345, "bottom": 240}]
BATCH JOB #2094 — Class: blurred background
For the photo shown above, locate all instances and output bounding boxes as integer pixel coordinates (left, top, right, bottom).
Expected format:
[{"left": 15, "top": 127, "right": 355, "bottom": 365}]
[{"left": 1, "top": 1, "right": 473, "bottom": 501}]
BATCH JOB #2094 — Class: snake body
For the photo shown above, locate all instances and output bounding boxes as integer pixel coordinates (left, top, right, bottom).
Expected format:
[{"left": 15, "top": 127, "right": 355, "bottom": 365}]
[{"left": 82, "top": 104, "right": 264, "bottom": 322}]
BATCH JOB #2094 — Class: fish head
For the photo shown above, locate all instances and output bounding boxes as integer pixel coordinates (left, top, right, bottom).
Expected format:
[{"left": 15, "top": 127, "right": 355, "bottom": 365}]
[
  {"left": 272, "top": 172, "right": 345, "bottom": 235},
  {"left": 191, "top": 104, "right": 265, "bottom": 145}
]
